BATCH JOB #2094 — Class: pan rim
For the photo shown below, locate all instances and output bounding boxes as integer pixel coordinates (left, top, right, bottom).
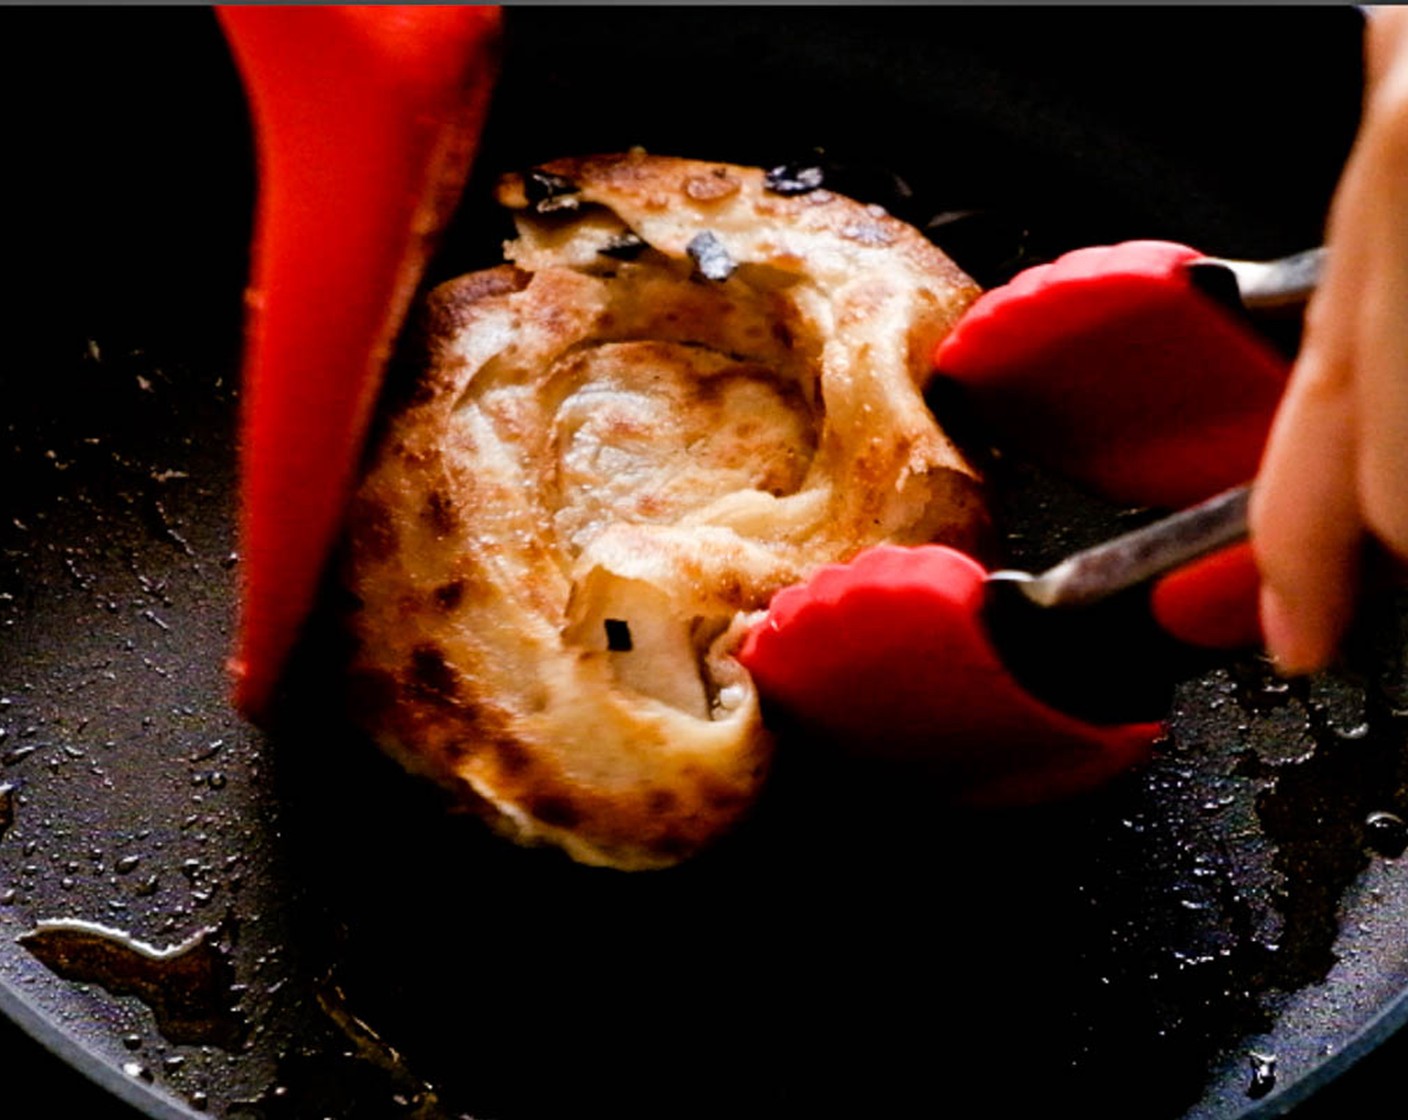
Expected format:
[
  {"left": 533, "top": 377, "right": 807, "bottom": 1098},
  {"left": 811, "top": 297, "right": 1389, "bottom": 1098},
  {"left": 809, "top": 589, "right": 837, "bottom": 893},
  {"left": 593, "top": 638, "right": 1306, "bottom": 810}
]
[
  {"left": 0, "top": 945, "right": 207, "bottom": 1119},
  {"left": 1233, "top": 985, "right": 1408, "bottom": 1119}
]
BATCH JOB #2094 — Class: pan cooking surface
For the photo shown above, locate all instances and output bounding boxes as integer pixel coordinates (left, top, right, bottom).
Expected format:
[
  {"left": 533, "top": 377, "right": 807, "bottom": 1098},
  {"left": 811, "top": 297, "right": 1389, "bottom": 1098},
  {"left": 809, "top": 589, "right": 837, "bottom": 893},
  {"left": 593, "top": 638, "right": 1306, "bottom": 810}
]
[{"left": 3, "top": 8, "right": 1399, "bottom": 1120}]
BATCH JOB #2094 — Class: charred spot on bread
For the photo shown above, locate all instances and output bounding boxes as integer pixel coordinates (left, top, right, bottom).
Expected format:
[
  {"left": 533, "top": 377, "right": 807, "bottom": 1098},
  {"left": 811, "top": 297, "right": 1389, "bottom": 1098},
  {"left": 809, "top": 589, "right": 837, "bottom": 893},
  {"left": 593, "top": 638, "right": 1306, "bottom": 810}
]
[
  {"left": 686, "top": 231, "right": 737, "bottom": 282},
  {"left": 433, "top": 580, "right": 466, "bottom": 610},
  {"left": 599, "top": 231, "right": 649, "bottom": 261},
  {"left": 343, "top": 152, "right": 986, "bottom": 870},
  {"left": 603, "top": 618, "right": 633, "bottom": 652},
  {"left": 765, "top": 162, "right": 825, "bottom": 196},
  {"left": 409, "top": 644, "right": 458, "bottom": 700},
  {"left": 522, "top": 168, "right": 582, "bottom": 213}
]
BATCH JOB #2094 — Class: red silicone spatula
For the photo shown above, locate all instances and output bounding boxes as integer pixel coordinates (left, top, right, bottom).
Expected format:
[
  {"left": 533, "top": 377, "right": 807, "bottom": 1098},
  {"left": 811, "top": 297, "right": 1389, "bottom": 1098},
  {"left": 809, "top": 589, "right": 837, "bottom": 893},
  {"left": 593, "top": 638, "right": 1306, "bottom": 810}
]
[
  {"left": 217, "top": 6, "right": 502, "bottom": 722},
  {"left": 740, "top": 241, "right": 1321, "bottom": 804}
]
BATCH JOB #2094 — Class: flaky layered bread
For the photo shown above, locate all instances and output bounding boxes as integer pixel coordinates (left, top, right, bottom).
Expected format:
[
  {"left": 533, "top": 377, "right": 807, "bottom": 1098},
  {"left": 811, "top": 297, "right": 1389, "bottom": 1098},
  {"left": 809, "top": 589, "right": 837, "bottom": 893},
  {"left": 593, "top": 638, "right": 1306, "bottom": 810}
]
[{"left": 342, "top": 152, "right": 986, "bottom": 869}]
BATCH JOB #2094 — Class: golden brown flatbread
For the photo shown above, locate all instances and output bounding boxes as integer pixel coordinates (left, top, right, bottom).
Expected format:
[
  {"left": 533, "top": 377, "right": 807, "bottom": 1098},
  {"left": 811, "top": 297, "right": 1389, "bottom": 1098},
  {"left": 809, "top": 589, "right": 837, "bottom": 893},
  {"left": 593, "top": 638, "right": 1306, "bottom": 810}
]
[{"left": 342, "top": 152, "right": 985, "bottom": 869}]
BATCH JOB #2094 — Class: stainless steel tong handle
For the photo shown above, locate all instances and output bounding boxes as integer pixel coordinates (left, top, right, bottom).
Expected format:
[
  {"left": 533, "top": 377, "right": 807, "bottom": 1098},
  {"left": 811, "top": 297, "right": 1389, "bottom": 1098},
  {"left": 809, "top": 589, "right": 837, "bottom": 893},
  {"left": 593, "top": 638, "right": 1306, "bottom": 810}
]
[{"left": 1188, "top": 246, "right": 1326, "bottom": 312}]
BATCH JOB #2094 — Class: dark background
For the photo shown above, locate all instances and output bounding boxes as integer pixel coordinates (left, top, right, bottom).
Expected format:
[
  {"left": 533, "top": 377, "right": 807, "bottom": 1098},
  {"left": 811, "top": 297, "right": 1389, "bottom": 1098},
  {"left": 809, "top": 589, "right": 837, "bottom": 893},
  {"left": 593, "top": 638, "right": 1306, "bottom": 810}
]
[{"left": 1, "top": 6, "right": 1398, "bottom": 1119}]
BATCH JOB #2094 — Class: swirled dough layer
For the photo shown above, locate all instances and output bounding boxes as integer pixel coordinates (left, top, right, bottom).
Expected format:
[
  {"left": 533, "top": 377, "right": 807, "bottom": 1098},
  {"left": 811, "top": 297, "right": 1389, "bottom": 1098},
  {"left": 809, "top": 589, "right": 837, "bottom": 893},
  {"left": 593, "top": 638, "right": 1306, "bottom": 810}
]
[{"left": 343, "top": 153, "right": 986, "bottom": 869}]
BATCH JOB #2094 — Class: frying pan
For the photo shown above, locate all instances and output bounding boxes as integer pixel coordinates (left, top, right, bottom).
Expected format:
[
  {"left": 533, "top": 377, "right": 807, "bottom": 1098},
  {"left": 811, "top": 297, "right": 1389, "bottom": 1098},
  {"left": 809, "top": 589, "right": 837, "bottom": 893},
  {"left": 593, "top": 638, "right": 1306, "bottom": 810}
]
[{"left": 2, "top": 7, "right": 1401, "bottom": 1119}]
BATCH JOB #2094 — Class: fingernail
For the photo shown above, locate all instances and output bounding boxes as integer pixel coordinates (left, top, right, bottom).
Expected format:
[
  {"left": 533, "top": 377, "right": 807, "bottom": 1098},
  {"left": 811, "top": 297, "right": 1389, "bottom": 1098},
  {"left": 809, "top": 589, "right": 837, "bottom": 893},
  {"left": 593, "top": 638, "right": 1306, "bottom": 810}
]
[{"left": 1259, "top": 586, "right": 1317, "bottom": 677}]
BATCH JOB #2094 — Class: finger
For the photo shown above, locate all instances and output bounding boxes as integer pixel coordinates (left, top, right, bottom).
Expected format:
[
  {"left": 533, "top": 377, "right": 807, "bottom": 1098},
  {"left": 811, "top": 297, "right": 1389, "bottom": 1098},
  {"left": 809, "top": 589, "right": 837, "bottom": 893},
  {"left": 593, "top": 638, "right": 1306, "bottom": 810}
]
[
  {"left": 1252, "top": 345, "right": 1363, "bottom": 674},
  {"left": 1249, "top": 27, "right": 1384, "bottom": 677},
  {"left": 1355, "top": 241, "right": 1408, "bottom": 561},
  {"left": 1250, "top": 5, "right": 1408, "bottom": 673},
  {"left": 1251, "top": 188, "right": 1365, "bottom": 672},
  {"left": 1353, "top": 30, "right": 1408, "bottom": 557}
]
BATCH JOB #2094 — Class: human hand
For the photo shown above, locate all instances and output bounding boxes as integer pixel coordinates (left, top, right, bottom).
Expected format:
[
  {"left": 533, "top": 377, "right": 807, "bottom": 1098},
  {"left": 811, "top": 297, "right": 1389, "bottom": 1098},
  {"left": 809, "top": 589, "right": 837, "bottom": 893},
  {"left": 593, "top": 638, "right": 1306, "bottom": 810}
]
[{"left": 1250, "top": 5, "right": 1408, "bottom": 674}]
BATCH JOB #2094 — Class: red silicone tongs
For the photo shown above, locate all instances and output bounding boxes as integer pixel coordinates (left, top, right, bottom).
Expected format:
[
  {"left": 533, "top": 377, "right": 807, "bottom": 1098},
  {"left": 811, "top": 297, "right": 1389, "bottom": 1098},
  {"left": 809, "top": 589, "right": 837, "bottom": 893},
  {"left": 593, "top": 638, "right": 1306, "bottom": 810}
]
[
  {"left": 217, "top": 6, "right": 503, "bottom": 721},
  {"left": 740, "top": 241, "right": 1321, "bottom": 804},
  {"left": 934, "top": 240, "right": 1322, "bottom": 653}
]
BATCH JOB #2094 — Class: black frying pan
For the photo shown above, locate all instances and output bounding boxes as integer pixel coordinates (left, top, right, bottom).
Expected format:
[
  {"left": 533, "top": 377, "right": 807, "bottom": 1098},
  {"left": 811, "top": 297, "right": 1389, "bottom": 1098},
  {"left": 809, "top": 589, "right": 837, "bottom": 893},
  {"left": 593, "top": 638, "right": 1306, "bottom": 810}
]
[{"left": 5, "top": 8, "right": 1405, "bottom": 1119}]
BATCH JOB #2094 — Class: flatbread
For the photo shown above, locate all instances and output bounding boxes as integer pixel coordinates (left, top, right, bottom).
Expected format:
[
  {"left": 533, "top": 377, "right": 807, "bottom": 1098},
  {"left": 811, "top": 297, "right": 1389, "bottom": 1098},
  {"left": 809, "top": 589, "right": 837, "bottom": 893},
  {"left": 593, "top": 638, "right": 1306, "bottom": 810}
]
[{"left": 342, "top": 152, "right": 985, "bottom": 869}]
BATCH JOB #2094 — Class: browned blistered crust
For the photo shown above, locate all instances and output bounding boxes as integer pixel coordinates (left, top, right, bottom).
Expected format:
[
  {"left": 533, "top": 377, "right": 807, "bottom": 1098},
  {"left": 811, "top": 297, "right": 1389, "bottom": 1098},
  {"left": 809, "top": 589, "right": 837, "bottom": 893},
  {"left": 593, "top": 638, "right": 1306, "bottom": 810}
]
[{"left": 343, "top": 152, "right": 986, "bottom": 870}]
